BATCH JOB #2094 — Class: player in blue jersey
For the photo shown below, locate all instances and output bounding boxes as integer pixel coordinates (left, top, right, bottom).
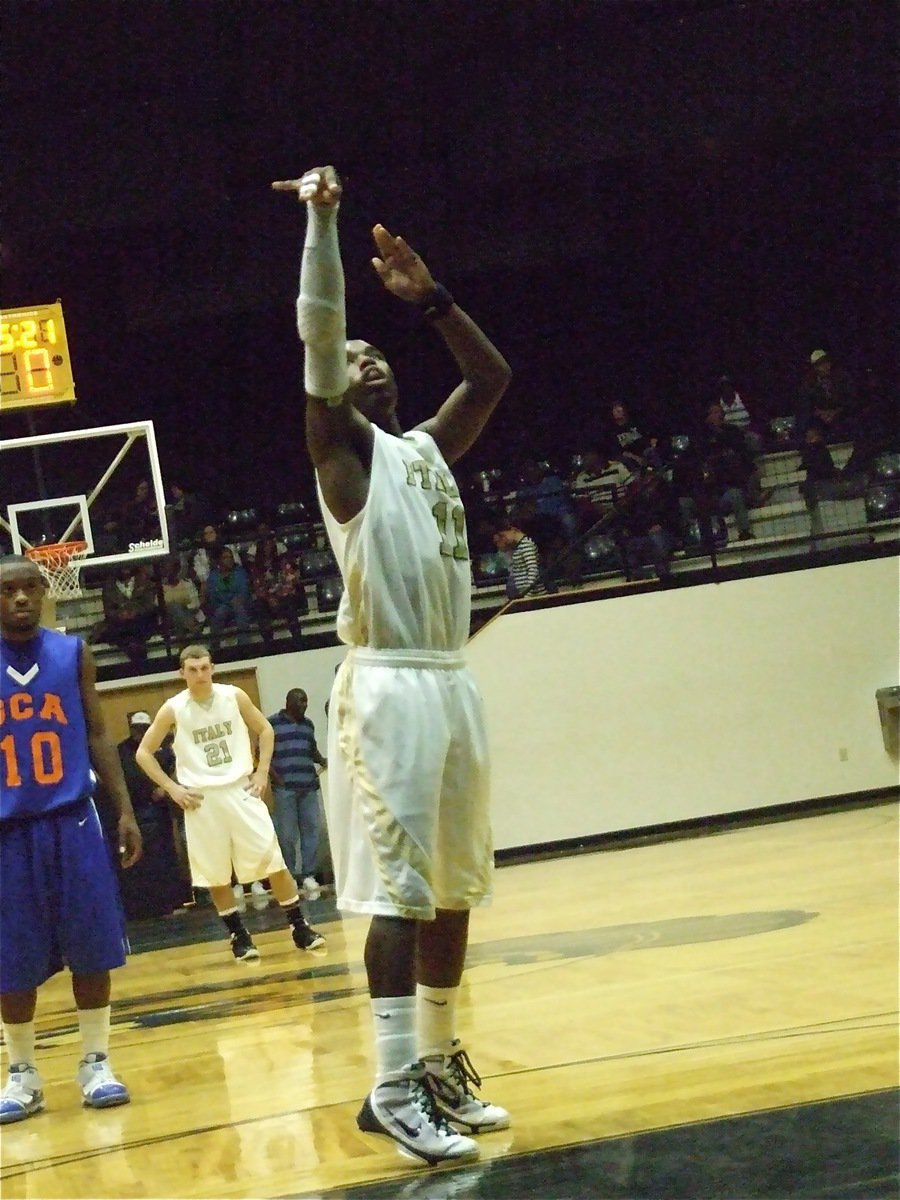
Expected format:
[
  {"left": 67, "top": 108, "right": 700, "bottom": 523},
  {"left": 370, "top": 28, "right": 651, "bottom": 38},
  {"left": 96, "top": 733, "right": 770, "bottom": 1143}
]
[{"left": 0, "top": 555, "right": 142, "bottom": 1124}]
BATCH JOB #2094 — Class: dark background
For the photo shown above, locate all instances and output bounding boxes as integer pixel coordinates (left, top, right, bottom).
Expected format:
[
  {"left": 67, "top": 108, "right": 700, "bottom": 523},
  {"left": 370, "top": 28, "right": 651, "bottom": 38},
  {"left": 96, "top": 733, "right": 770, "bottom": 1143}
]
[{"left": 2, "top": 0, "right": 896, "bottom": 513}]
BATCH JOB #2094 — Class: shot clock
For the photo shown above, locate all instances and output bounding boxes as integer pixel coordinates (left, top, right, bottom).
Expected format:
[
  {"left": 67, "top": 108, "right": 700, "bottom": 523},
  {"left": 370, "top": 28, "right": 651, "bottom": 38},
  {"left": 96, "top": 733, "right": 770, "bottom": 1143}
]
[{"left": 0, "top": 302, "right": 76, "bottom": 413}]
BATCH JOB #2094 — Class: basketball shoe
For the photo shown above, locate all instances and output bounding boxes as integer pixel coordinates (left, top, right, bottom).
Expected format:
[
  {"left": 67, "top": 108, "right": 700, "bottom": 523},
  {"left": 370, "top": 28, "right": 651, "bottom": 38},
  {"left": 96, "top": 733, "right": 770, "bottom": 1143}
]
[
  {"left": 357, "top": 1062, "right": 479, "bottom": 1165},
  {"left": 302, "top": 875, "right": 321, "bottom": 901},
  {"left": 291, "top": 920, "right": 326, "bottom": 951},
  {"left": 230, "top": 928, "right": 260, "bottom": 961},
  {"left": 231, "top": 884, "right": 247, "bottom": 913},
  {"left": 76, "top": 1053, "right": 130, "bottom": 1109},
  {"left": 0, "top": 1064, "right": 45, "bottom": 1123},
  {"left": 423, "top": 1041, "right": 510, "bottom": 1133}
]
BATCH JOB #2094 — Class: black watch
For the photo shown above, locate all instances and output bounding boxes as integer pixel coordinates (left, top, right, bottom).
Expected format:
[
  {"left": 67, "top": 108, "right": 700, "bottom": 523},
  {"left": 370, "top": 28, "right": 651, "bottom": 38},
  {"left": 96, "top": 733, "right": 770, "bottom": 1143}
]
[{"left": 419, "top": 283, "right": 455, "bottom": 322}]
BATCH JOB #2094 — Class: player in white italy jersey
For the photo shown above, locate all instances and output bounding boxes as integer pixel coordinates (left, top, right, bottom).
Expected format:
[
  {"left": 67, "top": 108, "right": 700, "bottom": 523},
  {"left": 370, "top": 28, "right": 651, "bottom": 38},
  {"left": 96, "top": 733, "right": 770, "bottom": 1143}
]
[
  {"left": 135, "top": 645, "right": 325, "bottom": 961},
  {"left": 274, "top": 164, "right": 513, "bottom": 1166}
]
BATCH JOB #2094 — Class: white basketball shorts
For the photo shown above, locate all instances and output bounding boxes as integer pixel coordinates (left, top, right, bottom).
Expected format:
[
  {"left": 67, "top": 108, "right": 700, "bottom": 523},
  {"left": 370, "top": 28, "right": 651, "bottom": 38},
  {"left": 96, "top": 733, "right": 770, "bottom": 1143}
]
[
  {"left": 325, "top": 647, "right": 494, "bottom": 920},
  {"left": 183, "top": 779, "right": 287, "bottom": 888}
]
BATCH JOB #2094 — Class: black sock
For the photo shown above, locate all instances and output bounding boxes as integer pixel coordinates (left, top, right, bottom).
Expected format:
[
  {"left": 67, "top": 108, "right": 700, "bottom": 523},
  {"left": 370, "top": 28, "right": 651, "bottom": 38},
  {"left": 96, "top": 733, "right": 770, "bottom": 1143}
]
[
  {"left": 221, "top": 910, "right": 246, "bottom": 936},
  {"left": 281, "top": 901, "right": 307, "bottom": 931}
]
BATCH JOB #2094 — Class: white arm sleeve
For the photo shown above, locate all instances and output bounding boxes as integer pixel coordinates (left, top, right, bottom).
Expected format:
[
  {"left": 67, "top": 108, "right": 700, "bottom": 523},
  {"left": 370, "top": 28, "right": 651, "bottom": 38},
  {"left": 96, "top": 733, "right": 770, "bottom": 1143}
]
[{"left": 296, "top": 203, "right": 348, "bottom": 399}]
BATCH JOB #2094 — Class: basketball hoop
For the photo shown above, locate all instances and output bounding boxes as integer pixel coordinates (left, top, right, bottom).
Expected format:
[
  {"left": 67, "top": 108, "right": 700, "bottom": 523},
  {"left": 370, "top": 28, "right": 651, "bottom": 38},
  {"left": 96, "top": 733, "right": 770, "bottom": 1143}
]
[{"left": 25, "top": 541, "right": 89, "bottom": 600}]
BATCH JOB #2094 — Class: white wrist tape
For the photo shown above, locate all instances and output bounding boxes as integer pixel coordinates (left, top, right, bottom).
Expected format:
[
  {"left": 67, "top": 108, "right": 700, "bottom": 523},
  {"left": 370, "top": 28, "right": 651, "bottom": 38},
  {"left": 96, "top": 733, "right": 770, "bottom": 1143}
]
[{"left": 296, "top": 203, "right": 348, "bottom": 398}]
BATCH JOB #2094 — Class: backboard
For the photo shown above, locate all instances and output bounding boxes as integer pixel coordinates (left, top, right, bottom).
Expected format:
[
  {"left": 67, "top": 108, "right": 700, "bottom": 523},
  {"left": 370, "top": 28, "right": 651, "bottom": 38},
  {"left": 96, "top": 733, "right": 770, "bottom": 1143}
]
[{"left": 1, "top": 420, "right": 170, "bottom": 571}]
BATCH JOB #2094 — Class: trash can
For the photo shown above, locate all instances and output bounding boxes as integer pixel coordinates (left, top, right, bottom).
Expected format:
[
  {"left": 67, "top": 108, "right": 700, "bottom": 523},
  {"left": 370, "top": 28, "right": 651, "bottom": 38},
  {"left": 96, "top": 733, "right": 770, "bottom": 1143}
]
[{"left": 875, "top": 686, "right": 900, "bottom": 754}]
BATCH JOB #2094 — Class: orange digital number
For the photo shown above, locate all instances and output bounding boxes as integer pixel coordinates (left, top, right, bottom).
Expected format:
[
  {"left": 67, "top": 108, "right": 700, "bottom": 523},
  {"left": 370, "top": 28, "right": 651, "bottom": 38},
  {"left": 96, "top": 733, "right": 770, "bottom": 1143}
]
[
  {"left": 0, "top": 324, "right": 12, "bottom": 354},
  {"left": 19, "top": 320, "right": 38, "bottom": 350},
  {"left": 0, "top": 731, "right": 64, "bottom": 787},
  {"left": 24, "top": 348, "right": 53, "bottom": 393}
]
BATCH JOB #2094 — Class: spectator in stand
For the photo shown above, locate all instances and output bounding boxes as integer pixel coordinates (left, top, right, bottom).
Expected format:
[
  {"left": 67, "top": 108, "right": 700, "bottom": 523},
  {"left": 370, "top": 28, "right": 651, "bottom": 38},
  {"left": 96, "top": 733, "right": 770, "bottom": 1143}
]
[
  {"left": 116, "top": 712, "right": 187, "bottom": 918},
  {"left": 796, "top": 349, "right": 859, "bottom": 440},
  {"left": 160, "top": 557, "right": 203, "bottom": 642},
  {"left": 570, "top": 450, "right": 618, "bottom": 525},
  {"left": 166, "top": 482, "right": 214, "bottom": 550},
  {"left": 243, "top": 523, "right": 287, "bottom": 566},
  {"left": 798, "top": 423, "right": 866, "bottom": 537},
  {"left": 191, "top": 525, "right": 242, "bottom": 587},
  {"left": 269, "top": 689, "right": 327, "bottom": 901},
  {"left": 250, "top": 535, "right": 305, "bottom": 652},
  {"left": 515, "top": 459, "right": 580, "bottom": 584},
  {"left": 202, "top": 548, "right": 254, "bottom": 651},
  {"left": 799, "top": 423, "right": 839, "bottom": 496},
  {"left": 93, "top": 565, "right": 159, "bottom": 669},
  {"left": 675, "top": 403, "right": 756, "bottom": 543},
  {"left": 606, "top": 402, "right": 663, "bottom": 475},
  {"left": 119, "top": 481, "right": 158, "bottom": 549},
  {"left": 516, "top": 460, "right": 580, "bottom": 542},
  {"left": 493, "top": 513, "right": 547, "bottom": 599},
  {"left": 716, "top": 376, "right": 764, "bottom": 455},
  {"left": 616, "top": 471, "right": 680, "bottom": 583}
]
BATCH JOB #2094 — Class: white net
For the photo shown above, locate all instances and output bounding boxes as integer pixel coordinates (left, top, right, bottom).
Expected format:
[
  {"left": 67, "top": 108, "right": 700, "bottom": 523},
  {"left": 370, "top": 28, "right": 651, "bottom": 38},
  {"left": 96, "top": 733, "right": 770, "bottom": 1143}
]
[{"left": 25, "top": 542, "right": 89, "bottom": 600}]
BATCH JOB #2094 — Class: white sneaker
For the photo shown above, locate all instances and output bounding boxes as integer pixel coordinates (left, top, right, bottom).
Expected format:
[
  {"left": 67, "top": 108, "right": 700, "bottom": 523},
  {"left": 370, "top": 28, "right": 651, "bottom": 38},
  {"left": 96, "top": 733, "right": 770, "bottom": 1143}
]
[
  {"left": 302, "top": 875, "right": 321, "bottom": 901},
  {"left": 357, "top": 1062, "right": 479, "bottom": 1165},
  {"left": 232, "top": 884, "right": 247, "bottom": 912},
  {"left": 248, "top": 881, "right": 271, "bottom": 911},
  {"left": 76, "top": 1053, "right": 130, "bottom": 1109},
  {"left": 423, "top": 1041, "right": 510, "bottom": 1132},
  {"left": 0, "top": 1064, "right": 44, "bottom": 1124}
]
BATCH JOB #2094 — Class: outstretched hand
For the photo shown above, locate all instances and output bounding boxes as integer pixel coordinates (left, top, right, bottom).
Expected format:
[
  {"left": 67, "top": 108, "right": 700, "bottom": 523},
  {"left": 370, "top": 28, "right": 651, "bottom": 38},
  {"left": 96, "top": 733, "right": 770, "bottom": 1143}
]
[
  {"left": 370, "top": 225, "right": 435, "bottom": 303},
  {"left": 271, "top": 165, "right": 342, "bottom": 206}
]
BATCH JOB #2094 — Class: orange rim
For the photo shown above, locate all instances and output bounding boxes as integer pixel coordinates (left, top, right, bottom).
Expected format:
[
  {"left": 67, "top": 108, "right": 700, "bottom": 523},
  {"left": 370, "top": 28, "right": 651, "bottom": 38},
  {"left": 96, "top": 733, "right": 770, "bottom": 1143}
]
[{"left": 24, "top": 541, "right": 88, "bottom": 563}]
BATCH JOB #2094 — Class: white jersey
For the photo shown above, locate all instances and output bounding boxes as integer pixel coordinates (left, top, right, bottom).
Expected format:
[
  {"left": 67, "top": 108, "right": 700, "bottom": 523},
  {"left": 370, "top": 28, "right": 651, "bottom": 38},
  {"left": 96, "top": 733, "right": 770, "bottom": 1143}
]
[
  {"left": 317, "top": 426, "right": 472, "bottom": 651},
  {"left": 169, "top": 683, "right": 254, "bottom": 787}
]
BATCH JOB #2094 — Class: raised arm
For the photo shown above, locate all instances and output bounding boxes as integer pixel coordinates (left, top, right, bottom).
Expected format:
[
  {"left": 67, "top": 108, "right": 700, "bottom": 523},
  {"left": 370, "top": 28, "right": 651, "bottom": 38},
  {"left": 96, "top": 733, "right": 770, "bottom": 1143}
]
[
  {"left": 414, "top": 302, "right": 512, "bottom": 466},
  {"left": 367, "top": 224, "right": 511, "bottom": 465},
  {"left": 272, "top": 167, "right": 372, "bottom": 523}
]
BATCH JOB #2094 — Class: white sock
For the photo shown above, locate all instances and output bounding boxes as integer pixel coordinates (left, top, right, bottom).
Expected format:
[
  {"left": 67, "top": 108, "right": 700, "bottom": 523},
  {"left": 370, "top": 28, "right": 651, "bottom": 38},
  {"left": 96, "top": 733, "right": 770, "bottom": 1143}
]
[
  {"left": 370, "top": 995, "right": 417, "bottom": 1084},
  {"left": 77, "top": 1006, "right": 111, "bottom": 1059},
  {"left": 2, "top": 1021, "right": 36, "bottom": 1070},
  {"left": 417, "top": 984, "right": 458, "bottom": 1057}
]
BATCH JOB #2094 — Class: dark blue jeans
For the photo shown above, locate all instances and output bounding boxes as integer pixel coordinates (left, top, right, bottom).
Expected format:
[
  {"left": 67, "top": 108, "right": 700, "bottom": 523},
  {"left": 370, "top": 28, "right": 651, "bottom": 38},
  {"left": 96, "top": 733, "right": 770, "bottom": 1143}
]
[{"left": 272, "top": 785, "right": 321, "bottom": 880}]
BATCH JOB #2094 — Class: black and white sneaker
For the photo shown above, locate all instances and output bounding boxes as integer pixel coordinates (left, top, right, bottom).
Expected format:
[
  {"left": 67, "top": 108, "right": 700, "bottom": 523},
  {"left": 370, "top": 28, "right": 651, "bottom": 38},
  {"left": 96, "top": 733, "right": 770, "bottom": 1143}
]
[
  {"left": 423, "top": 1041, "right": 510, "bottom": 1132},
  {"left": 291, "top": 921, "right": 326, "bottom": 951},
  {"left": 229, "top": 928, "right": 259, "bottom": 961},
  {"left": 357, "top": 1062, "right": 480, "bottom": 1165}
]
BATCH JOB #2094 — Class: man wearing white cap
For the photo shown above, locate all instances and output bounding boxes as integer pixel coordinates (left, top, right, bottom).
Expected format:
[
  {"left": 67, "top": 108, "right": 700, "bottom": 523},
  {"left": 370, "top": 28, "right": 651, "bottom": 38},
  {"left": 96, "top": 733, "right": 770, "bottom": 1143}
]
[
  {"left": 796, "top": 348, "right": 860, "bottom": 439},
  {"left": 116, "top": 711, "right": 186, "bottom": 917}
]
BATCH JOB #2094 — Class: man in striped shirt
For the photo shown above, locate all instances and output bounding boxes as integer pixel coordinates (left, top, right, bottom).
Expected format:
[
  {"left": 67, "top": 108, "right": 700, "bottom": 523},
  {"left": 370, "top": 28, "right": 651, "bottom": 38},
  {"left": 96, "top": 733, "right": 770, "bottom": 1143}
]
[
  {"left": 492, "top": 515, "right": 547, "bottom": 599},
  {"left": 268, "top": 689, "right": 327, "bottom": 900}
]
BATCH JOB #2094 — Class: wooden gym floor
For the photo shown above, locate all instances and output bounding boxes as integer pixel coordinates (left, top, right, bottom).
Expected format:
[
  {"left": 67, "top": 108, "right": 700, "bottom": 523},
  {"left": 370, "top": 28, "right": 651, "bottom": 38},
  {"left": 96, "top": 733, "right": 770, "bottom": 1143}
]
[{"left": 1, "top": 798, "right": 897, "bottom": 1200}]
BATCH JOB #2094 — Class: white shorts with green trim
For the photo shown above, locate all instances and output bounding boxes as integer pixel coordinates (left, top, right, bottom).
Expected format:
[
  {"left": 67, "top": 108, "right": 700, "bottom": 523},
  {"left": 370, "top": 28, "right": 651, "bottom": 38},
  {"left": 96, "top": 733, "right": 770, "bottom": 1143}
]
[
  {"left": 325, "top": 647, "right": 493, "bottom": 920},
  {"left": 183, "top": 780, "right": 286, "bottom": 889}
]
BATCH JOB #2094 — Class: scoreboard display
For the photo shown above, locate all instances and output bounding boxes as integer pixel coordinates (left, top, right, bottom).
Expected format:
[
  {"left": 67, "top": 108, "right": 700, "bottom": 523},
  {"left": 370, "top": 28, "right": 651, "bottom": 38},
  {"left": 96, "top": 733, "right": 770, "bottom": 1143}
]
[{"left": 0, "top": 302, "right": 76, "bottom": 413}]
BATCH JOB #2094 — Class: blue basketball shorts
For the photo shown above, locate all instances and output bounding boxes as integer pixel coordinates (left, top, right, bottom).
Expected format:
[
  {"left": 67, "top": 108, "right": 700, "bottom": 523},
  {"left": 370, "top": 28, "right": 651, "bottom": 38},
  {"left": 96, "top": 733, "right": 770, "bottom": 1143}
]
[{"left": 0, "top": 797, "right": 128, "bottom": 992}]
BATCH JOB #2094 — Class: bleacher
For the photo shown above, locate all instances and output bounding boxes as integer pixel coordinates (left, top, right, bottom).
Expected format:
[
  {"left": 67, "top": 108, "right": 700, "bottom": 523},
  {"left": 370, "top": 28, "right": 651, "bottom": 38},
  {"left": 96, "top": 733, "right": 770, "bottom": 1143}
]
[
  {"left": 58, "top": 517, "right": 344, "bottom": 674},
  {"left": 59, "top": 438, "right": 900, "bottom": 678},
  {"left": 469, "top": 440, "right": 900, "bottom": 596}
]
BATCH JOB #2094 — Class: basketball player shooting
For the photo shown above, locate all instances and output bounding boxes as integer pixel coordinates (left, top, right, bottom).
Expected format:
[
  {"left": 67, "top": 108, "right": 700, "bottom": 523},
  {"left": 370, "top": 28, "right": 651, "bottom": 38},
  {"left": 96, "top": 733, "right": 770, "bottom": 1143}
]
[{"left": 272, "top": 166, "right": 512, "bottom": 1166}]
